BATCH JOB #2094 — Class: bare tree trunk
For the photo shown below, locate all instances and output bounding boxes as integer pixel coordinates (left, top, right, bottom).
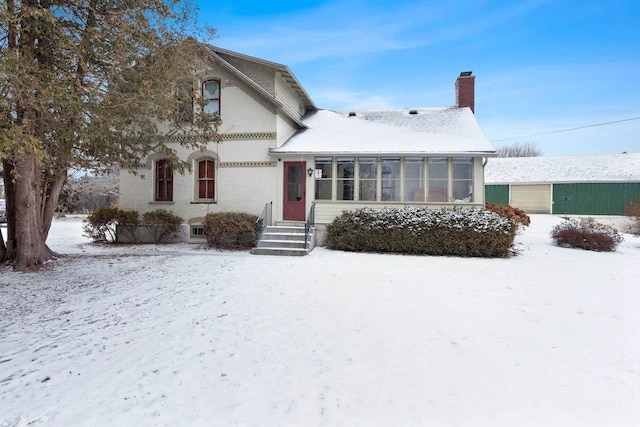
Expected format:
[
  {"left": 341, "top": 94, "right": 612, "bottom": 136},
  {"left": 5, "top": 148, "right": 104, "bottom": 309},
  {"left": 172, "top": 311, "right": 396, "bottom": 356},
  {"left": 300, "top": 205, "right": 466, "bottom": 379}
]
[
  {"left": 0, "top": 227, "right": 6, "bottom": 264},
  {"left": 13, "top": 155, "right": 55, "bottom": 270},
  {"left": 3, "top": 160, "right": 17, "bottom": 261},
  {"left": 41, "top": 169, "right": 67, "bottom": 242}
]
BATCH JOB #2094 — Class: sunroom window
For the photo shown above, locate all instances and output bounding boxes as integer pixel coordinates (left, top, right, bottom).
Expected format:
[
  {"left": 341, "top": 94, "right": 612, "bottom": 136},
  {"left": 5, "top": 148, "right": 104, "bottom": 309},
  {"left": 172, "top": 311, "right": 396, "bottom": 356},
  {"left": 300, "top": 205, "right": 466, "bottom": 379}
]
[
  {"left": 381, "top": 158, "right": 401, "bottom": 201},
  {"left": 336, "top": 158, "right": 355, "bottom": 200},
  {"left": 452, "top": 157, "right": 473, "bottom": 202},
  {"left": 314, "top": 157, "right": 333, "bottom": 200},
  {"left": 404, "top": 157, "right": 425, "bottom": 202},
  {"left": 358, "top": 157, "right": 377, "bottom": 201},
  {"left": 428, "top": 158, "right": 448, "bottom": 202}
]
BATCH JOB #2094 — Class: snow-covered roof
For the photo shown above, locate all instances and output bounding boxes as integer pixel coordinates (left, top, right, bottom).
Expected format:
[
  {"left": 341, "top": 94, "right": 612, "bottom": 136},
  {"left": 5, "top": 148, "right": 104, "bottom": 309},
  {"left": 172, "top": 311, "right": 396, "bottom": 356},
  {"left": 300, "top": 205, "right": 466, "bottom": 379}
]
[
  {"left": 485, "top": 153, "right": 640, "bottom": 184},
  {"left": 271, "top": 108, "right": 495, "bottom": 156}
]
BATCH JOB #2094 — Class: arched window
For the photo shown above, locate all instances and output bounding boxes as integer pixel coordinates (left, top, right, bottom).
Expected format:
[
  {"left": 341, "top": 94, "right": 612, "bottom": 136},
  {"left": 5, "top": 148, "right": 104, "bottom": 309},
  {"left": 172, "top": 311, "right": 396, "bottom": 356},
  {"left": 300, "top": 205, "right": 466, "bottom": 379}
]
[
  {"left": 155, "top": 159, "right": 173, "bottom": 202},
  {"left": 202, "top": 80, "right": 220, "bottom": 116},
  {"left": 197, "top": 159, "right": 215, "bottom": 200}
]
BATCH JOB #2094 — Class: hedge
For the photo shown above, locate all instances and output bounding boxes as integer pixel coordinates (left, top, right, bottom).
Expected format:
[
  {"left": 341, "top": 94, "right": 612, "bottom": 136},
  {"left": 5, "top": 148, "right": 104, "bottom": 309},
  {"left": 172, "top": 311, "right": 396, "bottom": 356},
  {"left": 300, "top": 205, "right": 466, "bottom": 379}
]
[{"left": 326, "top": 207, "right": 516, "bottom": 258}]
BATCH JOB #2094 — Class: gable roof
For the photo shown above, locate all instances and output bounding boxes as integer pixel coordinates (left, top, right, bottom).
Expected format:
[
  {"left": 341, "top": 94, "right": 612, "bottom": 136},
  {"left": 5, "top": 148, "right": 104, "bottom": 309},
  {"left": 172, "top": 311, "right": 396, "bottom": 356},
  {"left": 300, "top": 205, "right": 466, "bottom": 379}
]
[
  {"left": 271, "top": 107, "right": 495, "bottom": 156},
  {"left": 485, "top": 153, "right": 640, "bottom": 184},
  {"left": 199, "top": 45, "right": 316, "bottom": 128}
]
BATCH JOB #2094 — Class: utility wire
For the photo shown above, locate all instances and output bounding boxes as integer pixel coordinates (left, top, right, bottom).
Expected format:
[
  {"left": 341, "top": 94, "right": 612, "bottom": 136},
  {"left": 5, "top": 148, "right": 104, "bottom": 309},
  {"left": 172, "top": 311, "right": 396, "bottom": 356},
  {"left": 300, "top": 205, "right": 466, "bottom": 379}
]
[{"left": 490, "top": 116, "right": 640, "bottom": 143}]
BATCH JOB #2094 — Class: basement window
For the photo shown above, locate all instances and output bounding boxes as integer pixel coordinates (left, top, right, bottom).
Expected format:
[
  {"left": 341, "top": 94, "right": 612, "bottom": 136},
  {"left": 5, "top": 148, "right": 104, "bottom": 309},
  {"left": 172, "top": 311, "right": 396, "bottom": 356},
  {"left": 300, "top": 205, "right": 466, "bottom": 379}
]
[{"left": 191, "top": 226, "right": 206, "bottom": 238}]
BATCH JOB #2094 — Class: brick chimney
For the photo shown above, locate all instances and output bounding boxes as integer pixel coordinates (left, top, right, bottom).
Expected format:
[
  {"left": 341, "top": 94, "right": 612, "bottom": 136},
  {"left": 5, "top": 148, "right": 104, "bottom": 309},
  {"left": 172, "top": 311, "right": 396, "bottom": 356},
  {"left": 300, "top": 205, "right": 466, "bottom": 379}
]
[{"left": 455, "top": 71, "right": 475, "bottom": 113}]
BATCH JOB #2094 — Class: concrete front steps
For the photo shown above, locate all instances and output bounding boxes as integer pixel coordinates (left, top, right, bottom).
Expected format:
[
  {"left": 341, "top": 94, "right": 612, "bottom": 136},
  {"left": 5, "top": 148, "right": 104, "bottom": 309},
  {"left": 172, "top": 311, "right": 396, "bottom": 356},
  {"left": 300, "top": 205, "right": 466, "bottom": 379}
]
[{"left": 251, "top": 225, "right": 309, "bottom": 256}]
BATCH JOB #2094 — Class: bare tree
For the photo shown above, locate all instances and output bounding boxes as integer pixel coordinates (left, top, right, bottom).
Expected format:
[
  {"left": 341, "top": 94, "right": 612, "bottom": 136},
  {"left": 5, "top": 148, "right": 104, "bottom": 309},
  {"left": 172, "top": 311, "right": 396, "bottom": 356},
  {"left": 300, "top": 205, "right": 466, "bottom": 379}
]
[
  {"left": 60, "top": 165, "right": 120, "bottom": 214},
  {"left": 496, "top": 142, "right": 543, "bottom": 158}
]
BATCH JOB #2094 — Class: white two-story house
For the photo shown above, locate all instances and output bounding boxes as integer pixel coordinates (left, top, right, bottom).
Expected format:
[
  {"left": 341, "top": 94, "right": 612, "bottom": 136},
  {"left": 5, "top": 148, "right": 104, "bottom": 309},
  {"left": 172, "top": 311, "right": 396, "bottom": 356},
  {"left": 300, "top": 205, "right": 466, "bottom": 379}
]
[{"left": 119, "top": 46, "right": 496, "bottom": 252}]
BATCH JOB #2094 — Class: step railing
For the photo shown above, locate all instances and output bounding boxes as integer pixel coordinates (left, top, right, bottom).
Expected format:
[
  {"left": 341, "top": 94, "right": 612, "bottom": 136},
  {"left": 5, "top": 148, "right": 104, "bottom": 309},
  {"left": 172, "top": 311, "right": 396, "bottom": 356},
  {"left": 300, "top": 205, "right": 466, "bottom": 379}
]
[
  {"left": 256, "top": 201, "right": 272, "bottom": 243},
  {"left": 304, "top": 202, "right": 315, "bottom": 249}
]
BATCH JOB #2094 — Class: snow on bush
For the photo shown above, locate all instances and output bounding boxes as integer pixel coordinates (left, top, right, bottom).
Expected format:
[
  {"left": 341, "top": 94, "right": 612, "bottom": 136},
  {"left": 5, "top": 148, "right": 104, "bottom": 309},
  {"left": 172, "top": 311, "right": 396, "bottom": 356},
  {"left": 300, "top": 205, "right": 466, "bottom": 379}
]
[
  {"left": 551, "top": 217, "right": 623, "bottom": 252},
  {"left": 326, "top": 207, "right": 516, "bottom": 257},
  {"left": 202, "top": 212, "right": 258, "bottom": 250},
  {"left": 83, "top": 208, "right": 183, "bottom": 244},
  {"left": 485, "top": 202, "right": 531, "bottom": 227}
]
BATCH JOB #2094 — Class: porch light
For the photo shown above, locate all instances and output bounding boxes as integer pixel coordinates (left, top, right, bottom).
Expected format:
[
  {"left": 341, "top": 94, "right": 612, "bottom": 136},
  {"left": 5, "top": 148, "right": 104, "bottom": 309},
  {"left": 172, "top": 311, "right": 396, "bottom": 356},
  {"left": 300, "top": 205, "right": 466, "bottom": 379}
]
[{"left": 307, "top": 168, "right": 314, "bottom": 177}]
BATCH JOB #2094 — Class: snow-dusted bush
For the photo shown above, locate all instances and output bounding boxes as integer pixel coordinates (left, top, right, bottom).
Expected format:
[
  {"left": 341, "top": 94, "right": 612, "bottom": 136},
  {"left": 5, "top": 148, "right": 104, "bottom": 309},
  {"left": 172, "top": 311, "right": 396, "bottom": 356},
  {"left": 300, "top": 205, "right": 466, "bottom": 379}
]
[
  {"left": 485, "top": 202, "right": 530, "bottom": 227},
  {"left": 326, "top": 207, "right": 516, "bottom": 257},
  {"left": 141, "top": 209, "right": 183, "bottom": 244},
  {"left": 83, "top": 207, "right": 120, "bottom": 243},
  {"left": 203, "top": 212, "right": 258, "bottom": 250},
  {"left": 83, "top": 207, "right": 141, "bottom": 243},
  {"left": 114, "top": 209, "right": 141, "bottom": 243},
  {"left": 84, "top": 208, "right": 183, "bottom": 244},
  {"left": 551, "top": 218, "right": 623, "bottom": 252}
]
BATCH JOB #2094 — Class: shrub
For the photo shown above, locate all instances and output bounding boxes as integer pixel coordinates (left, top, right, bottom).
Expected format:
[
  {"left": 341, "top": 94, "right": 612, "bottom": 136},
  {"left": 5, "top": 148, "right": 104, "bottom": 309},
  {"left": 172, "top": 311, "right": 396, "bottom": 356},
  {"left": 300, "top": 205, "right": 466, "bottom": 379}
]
[
  {"left": 625, "top": 196, "right": 640, "bottom": 235},
  {"left": 326, "top": 207, "right": 517, "bottom": 258},
  {"left": 83, "top": 207, "right": 140, "bottom": 243},
  {"left": 203, "top": 212, "right": 259, "bottom": 250},
  {"left": 551, "top": 218, "right": 623, "bottom": 252},
  {"left": 115, "top": 209, "right": 141, "bottom": 243},
  {"left": 83, "top": 207, "right": 119, "bottom": 242},
  {"left": 141, "top": 209, "right": 184, "bottom": 244},
  {"left": 486, "top": 202, "right": 531, "bottom": 227}
]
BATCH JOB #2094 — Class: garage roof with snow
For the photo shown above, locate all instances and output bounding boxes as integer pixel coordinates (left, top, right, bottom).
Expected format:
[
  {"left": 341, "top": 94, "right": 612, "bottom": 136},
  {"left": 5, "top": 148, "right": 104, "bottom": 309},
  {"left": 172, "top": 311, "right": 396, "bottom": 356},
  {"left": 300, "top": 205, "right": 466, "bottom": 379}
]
[{"left": 485, "top": 153, "right": 640, "bottom": 184}]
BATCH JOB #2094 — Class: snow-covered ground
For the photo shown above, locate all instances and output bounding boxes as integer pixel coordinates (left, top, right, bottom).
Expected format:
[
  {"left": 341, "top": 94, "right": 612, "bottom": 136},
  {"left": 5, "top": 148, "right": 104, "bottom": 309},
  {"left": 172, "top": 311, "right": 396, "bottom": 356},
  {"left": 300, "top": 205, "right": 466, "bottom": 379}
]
[{"left": 1, "top": 215, "right": 639, "bottom": 427}]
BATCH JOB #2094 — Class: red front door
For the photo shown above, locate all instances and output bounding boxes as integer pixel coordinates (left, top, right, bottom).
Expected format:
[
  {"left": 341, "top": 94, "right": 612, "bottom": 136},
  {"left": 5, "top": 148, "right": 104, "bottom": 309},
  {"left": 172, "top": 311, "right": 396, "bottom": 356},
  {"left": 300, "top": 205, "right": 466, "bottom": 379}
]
[{"left": 283, "top": 161, "right": 306, "bottom": 221}]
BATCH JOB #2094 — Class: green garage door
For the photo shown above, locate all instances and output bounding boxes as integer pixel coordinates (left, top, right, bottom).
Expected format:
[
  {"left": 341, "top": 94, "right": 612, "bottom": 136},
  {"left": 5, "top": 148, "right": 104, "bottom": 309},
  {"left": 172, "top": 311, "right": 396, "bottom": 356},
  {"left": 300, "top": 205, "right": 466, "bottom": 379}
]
[
  {"left": 485, "top": 185, "right": 509, "bottom": 205},
  {"left": 553, "top": 183, "right": 640, "bottom": 215}
]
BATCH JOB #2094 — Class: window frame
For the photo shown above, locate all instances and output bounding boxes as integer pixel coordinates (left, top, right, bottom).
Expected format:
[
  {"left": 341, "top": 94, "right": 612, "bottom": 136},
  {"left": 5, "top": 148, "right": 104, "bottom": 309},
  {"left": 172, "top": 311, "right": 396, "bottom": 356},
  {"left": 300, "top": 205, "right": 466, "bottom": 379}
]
[
  {"left": 336, "top": 157, "right": 355, "bottom": 201},
  {"left": 202, "top": 79, "right": 221, "bottom": 116},
  {"left": 427, "top": 157, "right": 449, "bottom": 202},
  {"left": 403, "top": 157, "right": 425, "bottom": 202},
  {"left": 196, "top": 158, "right": 216, "bottom": 202},
  {"left": 358, "top": 157, "right": 378, "bottom": 201},
  {"left": 314, "top": 157, "right": 334, "bottom": 200},
  {"left": 452, "top": 157, "right": 474, "bottom": 202},
  {"left": 381, "top": 157, "right": 401, "bottom": 201},
  {"left": 155, "top": 159, "right": 173, "bottom": 202},
  {"left": 311, "top": 156, "right": 475, "bottom": 204}
]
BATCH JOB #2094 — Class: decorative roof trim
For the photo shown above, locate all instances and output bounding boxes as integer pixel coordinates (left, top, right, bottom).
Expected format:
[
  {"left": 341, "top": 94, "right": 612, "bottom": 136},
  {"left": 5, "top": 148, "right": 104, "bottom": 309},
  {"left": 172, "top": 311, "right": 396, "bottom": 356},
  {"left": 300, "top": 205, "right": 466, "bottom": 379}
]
[
  {"left": 219, "top": 161, "right": 277, "bottom": 168},
  {"left": 221, "top": 132, "right": 276, "bottom": 141}
]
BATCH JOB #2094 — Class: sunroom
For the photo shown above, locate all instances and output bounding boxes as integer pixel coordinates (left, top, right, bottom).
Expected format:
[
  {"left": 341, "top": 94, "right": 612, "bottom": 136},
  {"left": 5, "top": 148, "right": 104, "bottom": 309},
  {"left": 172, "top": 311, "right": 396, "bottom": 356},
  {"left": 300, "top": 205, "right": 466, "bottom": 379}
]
[{"left": 271, "top": 108, "right": 495, "bottom": 225}]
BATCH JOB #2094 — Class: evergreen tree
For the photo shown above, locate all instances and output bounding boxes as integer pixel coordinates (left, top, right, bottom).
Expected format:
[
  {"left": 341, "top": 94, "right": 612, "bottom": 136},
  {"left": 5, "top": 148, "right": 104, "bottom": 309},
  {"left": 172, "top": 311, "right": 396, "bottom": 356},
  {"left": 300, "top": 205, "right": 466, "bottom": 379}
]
[{"left": 1, "top": 0, "right": 219, "bottom": 269}]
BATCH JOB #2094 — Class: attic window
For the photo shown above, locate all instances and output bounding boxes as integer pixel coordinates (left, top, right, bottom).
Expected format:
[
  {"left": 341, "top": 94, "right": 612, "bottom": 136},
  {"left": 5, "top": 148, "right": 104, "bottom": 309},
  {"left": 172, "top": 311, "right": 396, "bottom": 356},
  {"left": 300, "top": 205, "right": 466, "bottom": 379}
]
[
  {"left": 203, "top": 79, "right": 220, "bottom": 116},
  {"left": 348, "top": 112, "right": 356, "bottom": 117},
  {"left": 409, "top": 110, "right": 418, "bottom": 115}
]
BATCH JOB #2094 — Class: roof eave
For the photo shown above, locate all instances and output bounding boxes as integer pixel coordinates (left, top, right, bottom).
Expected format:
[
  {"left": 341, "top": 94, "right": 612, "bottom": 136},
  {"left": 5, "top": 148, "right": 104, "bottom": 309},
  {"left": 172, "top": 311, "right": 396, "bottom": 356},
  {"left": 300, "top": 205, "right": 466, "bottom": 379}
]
[
  {"left": 204, "top": 45, "right": 316, "bottom": 110},
  {"left": 200, "top": 45, "right": 310, "bottom": 128},
  {"left": 269, "top": 148, "right": 497, "bottom": 157}
]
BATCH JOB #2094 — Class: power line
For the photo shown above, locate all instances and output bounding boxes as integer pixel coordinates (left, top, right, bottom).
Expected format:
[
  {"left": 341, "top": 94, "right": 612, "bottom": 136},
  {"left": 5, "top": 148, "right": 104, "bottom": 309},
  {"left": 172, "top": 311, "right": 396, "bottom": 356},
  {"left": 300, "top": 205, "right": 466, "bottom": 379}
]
[{"left": 490, "top": 116, "right": 640, "bottom": 143}]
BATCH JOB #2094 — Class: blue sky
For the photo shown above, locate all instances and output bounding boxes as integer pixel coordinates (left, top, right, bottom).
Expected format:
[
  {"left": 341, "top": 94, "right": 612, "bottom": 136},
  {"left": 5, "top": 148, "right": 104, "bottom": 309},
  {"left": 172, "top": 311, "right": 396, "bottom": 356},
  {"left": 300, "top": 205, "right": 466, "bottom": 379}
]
[{"left": 198, "top": 0, "right": 640, "bottom": 156}]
